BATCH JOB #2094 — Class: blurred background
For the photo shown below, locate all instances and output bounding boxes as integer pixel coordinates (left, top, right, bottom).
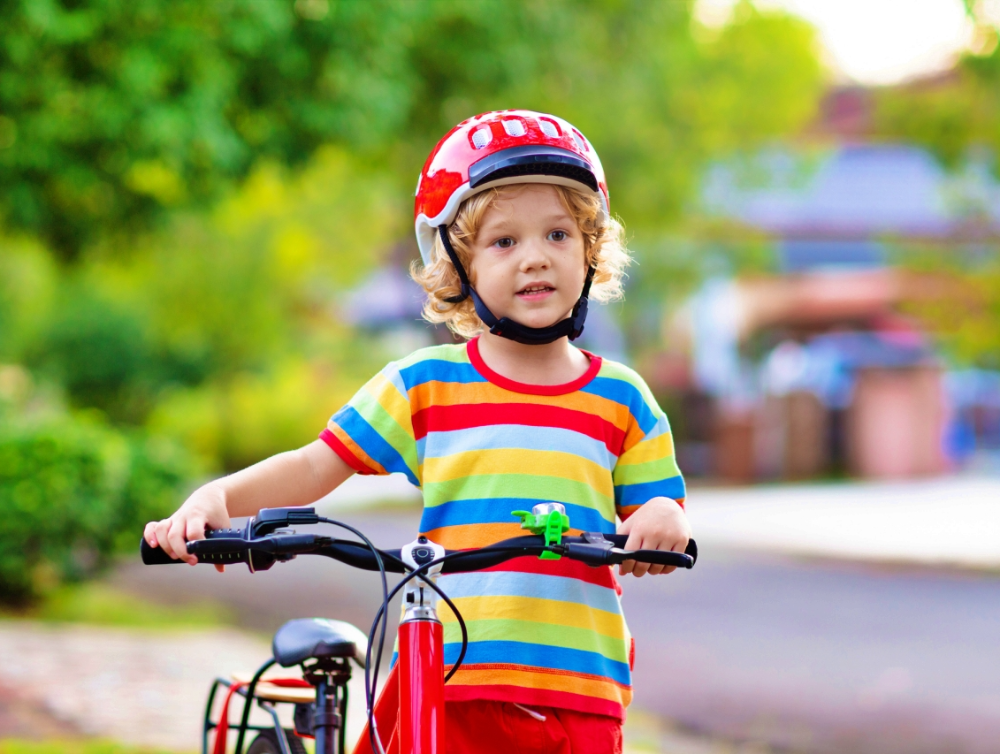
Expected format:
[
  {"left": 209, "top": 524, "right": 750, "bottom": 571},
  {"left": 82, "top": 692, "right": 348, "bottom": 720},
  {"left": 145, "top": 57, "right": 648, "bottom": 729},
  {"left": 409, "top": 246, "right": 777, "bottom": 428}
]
[{"left": 1, "top": 1, "right": 999, "bottom": 753}]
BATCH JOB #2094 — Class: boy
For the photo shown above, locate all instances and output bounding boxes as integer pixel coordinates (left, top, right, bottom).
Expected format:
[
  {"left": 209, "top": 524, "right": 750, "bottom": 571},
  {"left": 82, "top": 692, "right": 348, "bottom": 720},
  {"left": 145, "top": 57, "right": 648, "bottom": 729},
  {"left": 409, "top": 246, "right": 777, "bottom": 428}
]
[{"left": 145, "top": 110, "right": 691, "bottom": 753}]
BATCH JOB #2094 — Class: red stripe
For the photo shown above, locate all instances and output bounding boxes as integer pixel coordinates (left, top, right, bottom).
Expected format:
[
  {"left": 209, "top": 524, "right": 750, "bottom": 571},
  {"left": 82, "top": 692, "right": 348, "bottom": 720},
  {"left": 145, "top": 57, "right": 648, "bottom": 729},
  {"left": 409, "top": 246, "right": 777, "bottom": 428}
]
[
  {"left": 444, "top": 684, "right": 625, "bottom": 721},
  {"left": 318, "top": 428, "right": 377, "bottom": 475},
  {"left": 481, "top": 554, "right": 619, "bottom": 590},
  {"left": 412, "top": 402, "right": 624, "bottom": 453},
  {"left": 467, "top": 336, "right": 603, "bottom": 396}
]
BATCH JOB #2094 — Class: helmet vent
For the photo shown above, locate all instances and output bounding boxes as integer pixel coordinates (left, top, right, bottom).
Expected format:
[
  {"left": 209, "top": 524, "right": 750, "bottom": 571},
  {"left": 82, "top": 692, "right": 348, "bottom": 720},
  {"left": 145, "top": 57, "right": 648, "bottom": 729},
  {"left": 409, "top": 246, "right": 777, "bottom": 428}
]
[
  {"left": 503, "top": 119, "right": 526, "bottom": 137},
  {"left": 571, "top": 130, "right": 589, "bottom": 152},
  {"left": 472, "top": 127, "right": 493, "bottom": 149},
  {"left": 538, "top": 119, "right": 559, "bottom": 138}
]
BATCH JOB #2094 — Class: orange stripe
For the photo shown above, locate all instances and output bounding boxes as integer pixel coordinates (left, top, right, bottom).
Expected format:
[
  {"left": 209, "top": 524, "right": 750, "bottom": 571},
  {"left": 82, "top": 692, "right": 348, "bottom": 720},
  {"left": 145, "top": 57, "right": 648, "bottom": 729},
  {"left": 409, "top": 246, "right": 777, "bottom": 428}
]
[
  {"left": 421, "top": 522, "right": 526, "bottom": 549},
  {"left": 408, "top": 381, "right": 632, "bottom": 428},
  {"left": 448, "top": 669, "right": 624, "bottom": 703},
  {"left": 327, "top": 423, "right": 387, "bottom": 475}
]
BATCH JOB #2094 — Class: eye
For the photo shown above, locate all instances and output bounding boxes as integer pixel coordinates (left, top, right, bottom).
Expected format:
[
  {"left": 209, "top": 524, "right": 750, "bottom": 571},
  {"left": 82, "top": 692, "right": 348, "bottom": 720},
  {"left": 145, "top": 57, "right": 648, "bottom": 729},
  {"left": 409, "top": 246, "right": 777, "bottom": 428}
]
[
  {"left": 548, "top": 230, "right": 568, "bottom": 242},
  {"left": 494, "top": 237, "right": 515, "bottom": 249}
]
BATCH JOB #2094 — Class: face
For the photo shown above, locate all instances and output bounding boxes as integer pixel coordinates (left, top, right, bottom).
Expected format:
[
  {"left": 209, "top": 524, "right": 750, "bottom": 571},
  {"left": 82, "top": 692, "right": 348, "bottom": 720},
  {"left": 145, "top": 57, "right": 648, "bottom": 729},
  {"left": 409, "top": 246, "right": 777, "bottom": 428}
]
[{"left": 467, "top": 184, "right": 588, "bottom": 330}]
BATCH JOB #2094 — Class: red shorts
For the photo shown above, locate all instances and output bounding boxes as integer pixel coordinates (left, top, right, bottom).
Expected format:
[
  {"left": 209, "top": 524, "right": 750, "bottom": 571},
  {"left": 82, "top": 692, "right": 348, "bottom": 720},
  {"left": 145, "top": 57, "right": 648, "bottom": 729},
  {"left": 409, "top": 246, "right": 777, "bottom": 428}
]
[{"left": 442, "top": 700, "right": 622, "bottom": 754}]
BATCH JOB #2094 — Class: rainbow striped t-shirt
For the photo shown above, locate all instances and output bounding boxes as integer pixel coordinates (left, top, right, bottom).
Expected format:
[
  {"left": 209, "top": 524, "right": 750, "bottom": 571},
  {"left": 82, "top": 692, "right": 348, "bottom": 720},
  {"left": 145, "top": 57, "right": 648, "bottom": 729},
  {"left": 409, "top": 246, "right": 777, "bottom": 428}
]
[{"left": 320, "top": 337, "right": 685, "bottom": 720}]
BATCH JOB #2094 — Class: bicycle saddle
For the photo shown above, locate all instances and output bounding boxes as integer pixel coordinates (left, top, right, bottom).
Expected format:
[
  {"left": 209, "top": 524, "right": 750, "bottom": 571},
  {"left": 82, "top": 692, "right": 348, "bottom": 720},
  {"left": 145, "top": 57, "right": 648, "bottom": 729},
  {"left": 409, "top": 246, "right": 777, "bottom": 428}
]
[{"left": 272, "top": 618, "right": 368, "bottom": 668}]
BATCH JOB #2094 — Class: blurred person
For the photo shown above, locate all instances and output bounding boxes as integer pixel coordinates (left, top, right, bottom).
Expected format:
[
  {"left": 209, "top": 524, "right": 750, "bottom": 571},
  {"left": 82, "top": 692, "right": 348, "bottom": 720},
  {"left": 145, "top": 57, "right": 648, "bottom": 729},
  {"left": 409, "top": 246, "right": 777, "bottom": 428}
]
[{"left": 144, "top": 111, "right": 690, "bottom": 754}]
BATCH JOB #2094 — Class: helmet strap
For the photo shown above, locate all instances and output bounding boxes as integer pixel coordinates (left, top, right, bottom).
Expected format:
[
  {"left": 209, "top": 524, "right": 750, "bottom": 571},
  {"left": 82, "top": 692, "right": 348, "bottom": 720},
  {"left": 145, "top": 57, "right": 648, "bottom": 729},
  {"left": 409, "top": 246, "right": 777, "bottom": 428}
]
[{"left": 437, "top": 225, "right": 595, "bottom": 346}]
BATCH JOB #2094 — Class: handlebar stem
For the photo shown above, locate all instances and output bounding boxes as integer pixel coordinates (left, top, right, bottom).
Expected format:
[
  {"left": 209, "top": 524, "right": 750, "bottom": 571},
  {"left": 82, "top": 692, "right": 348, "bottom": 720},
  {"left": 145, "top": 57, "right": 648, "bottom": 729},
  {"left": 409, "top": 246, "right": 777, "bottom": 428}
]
[{"left": 400, "top": 537, "right": 446, "bottom": 617}]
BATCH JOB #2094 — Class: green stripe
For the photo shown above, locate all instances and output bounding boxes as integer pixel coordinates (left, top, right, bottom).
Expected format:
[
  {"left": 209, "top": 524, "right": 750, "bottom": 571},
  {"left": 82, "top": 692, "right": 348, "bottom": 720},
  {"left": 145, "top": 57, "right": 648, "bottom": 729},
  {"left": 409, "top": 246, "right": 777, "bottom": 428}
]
[
  {"left": 351, "top": 385, "right": 419, "bottom": 477},
  {"left": 397, "top": 343, "right": 468, "bottom": 368},
  {"left": 442, "top": 619, "right": 629, "bottom": 663},
  {"left": 614, "top": 455, "right": 681, "bottom": 486},
  {"left": 423, "top": 473, "right": 613, "bottom": 511}
]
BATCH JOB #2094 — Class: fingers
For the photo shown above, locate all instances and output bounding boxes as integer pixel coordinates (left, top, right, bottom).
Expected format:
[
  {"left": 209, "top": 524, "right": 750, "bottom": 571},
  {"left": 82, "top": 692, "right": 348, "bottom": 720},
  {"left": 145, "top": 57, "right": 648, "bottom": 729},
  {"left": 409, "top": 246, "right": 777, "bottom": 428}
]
[
  {"left": 619, "top": 525, "right": 641, "bottom": 577},
  {"left": 165, "top": 517, "right": 195, "bottom": 565},
  {"left": 152, "top": 518, "right": 175, "bottom": 559}
]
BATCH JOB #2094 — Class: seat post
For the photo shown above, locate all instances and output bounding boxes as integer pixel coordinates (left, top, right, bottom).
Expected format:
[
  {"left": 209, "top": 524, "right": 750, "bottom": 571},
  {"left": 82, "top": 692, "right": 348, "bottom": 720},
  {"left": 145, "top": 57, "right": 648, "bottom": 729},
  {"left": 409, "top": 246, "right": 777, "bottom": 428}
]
[{"left": 313, "top": 677, "right": 341, "bottom": 754}]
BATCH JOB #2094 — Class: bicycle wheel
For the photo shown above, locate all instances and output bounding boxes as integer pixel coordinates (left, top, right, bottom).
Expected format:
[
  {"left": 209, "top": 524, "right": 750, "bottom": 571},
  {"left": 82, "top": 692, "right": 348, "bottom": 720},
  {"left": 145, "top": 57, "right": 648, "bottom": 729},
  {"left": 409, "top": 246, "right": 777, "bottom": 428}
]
[{"left": 246, "top": 729, "right": 308, "bottom": 754}]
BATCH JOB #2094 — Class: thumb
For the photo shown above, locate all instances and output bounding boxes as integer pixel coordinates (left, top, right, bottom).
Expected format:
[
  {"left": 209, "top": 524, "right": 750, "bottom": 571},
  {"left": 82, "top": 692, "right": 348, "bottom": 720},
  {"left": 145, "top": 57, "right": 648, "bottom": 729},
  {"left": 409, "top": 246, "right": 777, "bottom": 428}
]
[{"left": 617, "top": 514, "right": 635, "bottom": 536}]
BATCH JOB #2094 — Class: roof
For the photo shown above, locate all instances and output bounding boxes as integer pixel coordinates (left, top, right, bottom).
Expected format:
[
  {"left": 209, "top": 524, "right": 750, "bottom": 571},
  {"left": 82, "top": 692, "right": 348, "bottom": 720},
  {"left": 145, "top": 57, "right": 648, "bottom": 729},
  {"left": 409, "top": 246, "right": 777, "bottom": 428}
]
[{"left": 702, "top": 144, "right": 1000, "bottom": 241}]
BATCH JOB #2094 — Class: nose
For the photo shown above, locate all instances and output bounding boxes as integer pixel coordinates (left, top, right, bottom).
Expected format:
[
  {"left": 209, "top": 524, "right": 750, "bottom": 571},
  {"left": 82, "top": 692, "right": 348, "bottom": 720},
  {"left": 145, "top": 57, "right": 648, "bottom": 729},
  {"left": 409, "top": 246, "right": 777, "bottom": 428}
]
[{"left": 517, "top": 237, "right": 550, "bottom": 272}]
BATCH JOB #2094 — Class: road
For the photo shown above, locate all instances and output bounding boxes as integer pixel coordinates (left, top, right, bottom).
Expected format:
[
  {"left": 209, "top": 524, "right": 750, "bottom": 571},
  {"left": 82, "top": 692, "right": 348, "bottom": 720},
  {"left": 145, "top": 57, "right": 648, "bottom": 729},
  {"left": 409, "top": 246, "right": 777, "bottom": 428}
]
[{"left": 117, "top": 508, "right": 1000, "bottom": 754}]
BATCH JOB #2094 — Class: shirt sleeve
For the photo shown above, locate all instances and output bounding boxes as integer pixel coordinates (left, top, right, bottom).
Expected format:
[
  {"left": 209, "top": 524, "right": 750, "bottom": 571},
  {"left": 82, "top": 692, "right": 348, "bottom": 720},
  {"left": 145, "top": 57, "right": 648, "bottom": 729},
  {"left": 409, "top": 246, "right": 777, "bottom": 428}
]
[
  {"left": 319, "top": 361, "right": 420, "bottom": 487},
  {"left": 612, "top": 379, "right": 685, "bottom": 520}
]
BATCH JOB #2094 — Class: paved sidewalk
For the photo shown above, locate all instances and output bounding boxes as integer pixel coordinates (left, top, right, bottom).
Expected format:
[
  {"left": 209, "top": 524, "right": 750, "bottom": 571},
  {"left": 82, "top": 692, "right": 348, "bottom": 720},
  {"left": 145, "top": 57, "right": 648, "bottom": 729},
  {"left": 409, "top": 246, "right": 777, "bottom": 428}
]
[
  {"left": 0, "top": 622, "right": 368, "bottom": 751},
  {"left": 686, "top": 475, "right": 1000, "bottom": 569},
  {"left": 318, "top": 473, "right": 1000, "bottom": 569}
]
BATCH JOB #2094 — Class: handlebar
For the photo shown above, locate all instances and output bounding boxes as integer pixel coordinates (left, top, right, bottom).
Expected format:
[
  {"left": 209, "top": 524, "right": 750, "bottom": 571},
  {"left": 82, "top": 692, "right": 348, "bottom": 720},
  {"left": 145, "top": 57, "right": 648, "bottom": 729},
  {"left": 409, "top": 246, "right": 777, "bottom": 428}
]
[{"left": 139, "top": 507, "right": 698, "bottom": 573}]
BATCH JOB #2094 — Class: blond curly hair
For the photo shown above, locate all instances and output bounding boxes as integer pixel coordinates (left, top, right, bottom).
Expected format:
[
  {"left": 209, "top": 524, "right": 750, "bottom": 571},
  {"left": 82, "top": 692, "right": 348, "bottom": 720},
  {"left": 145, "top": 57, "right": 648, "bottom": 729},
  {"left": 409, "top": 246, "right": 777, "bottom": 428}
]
[{"left": 410, "top": 184, "right": 630, "bottom": 340}]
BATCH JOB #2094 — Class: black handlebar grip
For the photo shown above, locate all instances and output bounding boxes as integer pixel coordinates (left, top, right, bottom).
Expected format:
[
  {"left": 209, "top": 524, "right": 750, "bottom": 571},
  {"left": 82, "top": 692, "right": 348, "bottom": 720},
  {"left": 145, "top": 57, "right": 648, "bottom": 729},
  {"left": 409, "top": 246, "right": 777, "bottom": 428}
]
[
  {"left": 622, "top": 548, "right": 694, "bottom": 569},
  {"left": 140, "top": 537, "right": 185, "bottom": 564},
  {"left": 139, "top": 527, "right": 247, "bottom": 565}
]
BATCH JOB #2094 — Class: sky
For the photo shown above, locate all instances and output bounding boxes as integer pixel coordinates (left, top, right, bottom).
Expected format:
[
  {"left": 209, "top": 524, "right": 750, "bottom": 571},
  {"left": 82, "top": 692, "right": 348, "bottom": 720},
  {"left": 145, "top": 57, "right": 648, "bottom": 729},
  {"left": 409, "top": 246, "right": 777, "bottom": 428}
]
[{"left": 695, "top": 0, "right": 991, "bottom": 85}]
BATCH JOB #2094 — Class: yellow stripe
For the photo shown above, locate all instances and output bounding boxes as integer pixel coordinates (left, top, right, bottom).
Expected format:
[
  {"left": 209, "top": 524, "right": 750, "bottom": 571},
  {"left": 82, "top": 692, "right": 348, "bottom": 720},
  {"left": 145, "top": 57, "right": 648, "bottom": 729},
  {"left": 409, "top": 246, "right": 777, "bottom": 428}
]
[
  {"left": 422, "top": 449, "right": 613, "bottom": 498},
  {"left": 616, "top": 431, "right": 675, "bottom": 467},
  {"left": 441, "top": 595, "right": 626, "bottom": 638},
  {"left": 367, "top": 372, "right": 414, "bottom": 438}
]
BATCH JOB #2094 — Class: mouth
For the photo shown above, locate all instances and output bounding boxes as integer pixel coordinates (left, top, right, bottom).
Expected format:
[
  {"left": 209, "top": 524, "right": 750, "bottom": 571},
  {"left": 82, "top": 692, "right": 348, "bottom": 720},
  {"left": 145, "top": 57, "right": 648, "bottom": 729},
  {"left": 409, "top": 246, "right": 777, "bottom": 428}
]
[{"left": 517, "top": 283, "right": 555, "bottom": 297}]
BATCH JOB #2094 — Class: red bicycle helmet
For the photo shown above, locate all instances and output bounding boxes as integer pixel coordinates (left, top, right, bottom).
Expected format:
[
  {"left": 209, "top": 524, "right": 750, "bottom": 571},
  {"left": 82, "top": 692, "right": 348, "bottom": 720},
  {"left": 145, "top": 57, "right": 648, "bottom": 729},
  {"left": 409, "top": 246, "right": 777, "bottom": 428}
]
[{"left": 414, "top": 110, "right": 609, "bottom": 266}]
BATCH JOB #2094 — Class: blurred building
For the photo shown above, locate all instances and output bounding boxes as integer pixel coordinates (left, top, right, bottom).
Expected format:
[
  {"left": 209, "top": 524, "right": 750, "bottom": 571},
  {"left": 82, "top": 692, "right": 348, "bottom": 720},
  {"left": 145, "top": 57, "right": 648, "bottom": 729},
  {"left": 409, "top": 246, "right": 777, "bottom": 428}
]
[{"left": 658, "top": 89, "right": 1000, "bottom": 481}]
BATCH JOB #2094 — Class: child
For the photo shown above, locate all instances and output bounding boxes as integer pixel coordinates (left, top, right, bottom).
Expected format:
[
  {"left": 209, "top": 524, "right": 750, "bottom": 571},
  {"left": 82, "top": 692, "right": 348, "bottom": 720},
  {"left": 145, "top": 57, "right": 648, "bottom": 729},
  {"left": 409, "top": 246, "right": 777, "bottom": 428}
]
[{"left": 144, "top": 110, "right": 691, "bottom": 754}]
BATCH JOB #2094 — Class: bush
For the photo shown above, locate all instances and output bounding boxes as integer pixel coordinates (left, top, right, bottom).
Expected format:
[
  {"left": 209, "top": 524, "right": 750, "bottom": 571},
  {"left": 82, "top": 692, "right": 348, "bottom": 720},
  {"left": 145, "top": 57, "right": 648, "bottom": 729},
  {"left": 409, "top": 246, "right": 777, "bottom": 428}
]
[{"left": 0, "top": 416, "right": 197, "bottom": 606}]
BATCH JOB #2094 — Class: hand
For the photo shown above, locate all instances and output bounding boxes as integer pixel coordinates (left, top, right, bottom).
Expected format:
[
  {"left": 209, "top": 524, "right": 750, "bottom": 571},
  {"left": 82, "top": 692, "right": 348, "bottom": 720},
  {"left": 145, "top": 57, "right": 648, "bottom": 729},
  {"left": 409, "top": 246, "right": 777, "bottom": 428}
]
[
  {"left": 617, "top": 497, "right": 691, "bottom": 577},
  {"left": 143, "top": 483, "right": 231, "bottom": 571}
]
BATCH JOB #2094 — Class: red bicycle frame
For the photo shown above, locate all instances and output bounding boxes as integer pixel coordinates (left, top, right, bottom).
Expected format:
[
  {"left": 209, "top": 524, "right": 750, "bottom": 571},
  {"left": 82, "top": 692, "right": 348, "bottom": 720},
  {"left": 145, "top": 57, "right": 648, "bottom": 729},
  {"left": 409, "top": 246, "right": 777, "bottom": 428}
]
[{"left": 353, "top": 539, "right": 447, "bottom": 754}]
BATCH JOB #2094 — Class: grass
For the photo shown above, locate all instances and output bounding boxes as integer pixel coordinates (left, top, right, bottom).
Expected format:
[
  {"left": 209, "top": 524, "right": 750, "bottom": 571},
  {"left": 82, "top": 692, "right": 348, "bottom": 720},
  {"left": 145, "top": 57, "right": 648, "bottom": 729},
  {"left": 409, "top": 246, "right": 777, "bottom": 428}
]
[
  {"left": 1, "top": 582, "right": 233, "bottom": 629},
  {"left": 0, "top": 742, "right": 191, "bottom": 754}
]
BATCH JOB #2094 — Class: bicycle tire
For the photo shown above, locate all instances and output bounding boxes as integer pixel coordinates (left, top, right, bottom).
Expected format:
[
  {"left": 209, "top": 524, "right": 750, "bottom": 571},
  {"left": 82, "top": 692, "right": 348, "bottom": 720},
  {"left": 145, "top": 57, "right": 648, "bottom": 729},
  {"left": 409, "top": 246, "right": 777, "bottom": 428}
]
[{"left": 246, "top": 729, "right": 308, "bottom": 754}]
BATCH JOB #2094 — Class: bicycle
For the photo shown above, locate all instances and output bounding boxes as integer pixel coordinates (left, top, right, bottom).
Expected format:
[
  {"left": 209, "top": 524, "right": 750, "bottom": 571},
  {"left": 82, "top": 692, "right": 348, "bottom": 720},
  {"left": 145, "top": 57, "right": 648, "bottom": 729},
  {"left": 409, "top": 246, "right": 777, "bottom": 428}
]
[{"left": 141, "top": 503, "right": 697, "bottom": 754}]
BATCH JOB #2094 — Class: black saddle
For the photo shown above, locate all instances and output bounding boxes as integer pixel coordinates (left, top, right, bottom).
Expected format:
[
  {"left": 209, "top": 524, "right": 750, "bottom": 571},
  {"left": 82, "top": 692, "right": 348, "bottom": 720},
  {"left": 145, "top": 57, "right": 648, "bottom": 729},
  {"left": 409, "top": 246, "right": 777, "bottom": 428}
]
[{"left": 272, "top": 618, "right": 368, "bottom": 668}]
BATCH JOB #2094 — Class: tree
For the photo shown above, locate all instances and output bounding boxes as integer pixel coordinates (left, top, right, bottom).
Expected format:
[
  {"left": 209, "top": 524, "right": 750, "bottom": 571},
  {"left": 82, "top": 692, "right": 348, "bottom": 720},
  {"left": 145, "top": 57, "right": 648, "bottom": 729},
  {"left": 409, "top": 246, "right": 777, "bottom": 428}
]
[{"left": 0, "top": 0, "right": 824, "bottom": 258}]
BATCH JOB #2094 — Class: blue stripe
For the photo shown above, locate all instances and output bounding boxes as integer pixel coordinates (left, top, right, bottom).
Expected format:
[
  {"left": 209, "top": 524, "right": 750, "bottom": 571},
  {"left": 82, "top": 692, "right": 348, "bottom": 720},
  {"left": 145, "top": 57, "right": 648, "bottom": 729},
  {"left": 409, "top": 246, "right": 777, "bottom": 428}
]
[
  {"left": 442, "top": 640, "right": 631, "bottom": 686},
  {"left": 420, "top": 497, "right": 613, "bottom": 533},
  {"left": 331, "top": 405, "right": 419, "bottom": 486},
  {"left": 614, "top": 476, "right": 686, "bottom": 508},
  {"left": 419, "top": 425, "right": 617, "bottom": 468},
  {"left": 437, "top": 571, "right": 622, "bottom": 614},
  {"left": 582, "top": 377, "right": 660, "bottom": 435},
  {"left": 398, "top": 359, "right": 485, "bottom": 392}
]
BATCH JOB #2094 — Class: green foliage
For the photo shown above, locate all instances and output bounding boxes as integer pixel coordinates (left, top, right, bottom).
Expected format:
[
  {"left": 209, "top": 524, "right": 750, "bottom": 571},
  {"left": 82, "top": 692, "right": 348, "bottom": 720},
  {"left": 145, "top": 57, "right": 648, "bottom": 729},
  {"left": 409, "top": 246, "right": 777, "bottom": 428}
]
[
  {"left": 0, "top": 0, "right": 423, "bottom": 256},
  {"left": 148, "top": 341, "right": 393, "bottom": 473},
  {"left": 0, "top": 416, "right": 196, "bottom": 605},
  {"left": 0, "top": 236, "right": 58, "bottom": 361},
  {"left": 0, "top": 0, "right": 825, "bottom": 257},
  {"left": 11, "top": 581, "right": 232, "bottom": 627},
  {"left": 895, "top": 245, "right": 1000, "bottom": 369},
  {"left": 24, "top": 284, "right": 156, "bottom": 421},
  {"left": 873, "top": 20, "right": 1000, "bottom": 171},
  {"left": 0, "top": 0, "right": 827, "bottom": 469},
  {"left": 0, "top": 741, "right": 183, "bottom": 754}
]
